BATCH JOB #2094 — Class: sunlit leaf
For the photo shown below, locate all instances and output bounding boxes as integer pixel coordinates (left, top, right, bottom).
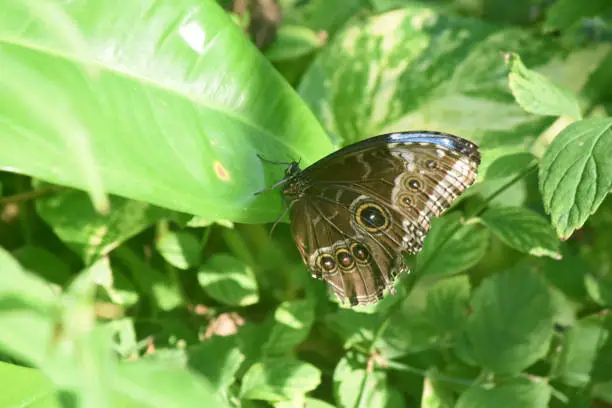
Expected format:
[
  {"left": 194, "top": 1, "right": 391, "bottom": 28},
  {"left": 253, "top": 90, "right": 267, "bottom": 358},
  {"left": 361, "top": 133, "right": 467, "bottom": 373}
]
[{"left": 539, "top": 117, "right": 612, "bottom": 239}]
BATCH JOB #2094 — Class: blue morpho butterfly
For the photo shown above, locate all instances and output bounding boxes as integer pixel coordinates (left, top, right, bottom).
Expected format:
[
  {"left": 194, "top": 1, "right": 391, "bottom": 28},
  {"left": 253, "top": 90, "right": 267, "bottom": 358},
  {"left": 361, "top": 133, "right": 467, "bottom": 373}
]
[{"left": 257, "top": 131, "right": 480, "bottom": 306}]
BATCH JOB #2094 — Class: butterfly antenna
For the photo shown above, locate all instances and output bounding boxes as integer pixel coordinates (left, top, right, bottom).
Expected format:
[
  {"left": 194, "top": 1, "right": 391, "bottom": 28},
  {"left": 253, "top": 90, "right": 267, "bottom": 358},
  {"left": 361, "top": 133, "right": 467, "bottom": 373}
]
[{"left": 268, "top": 201, "right": 293, "bottom": 237}]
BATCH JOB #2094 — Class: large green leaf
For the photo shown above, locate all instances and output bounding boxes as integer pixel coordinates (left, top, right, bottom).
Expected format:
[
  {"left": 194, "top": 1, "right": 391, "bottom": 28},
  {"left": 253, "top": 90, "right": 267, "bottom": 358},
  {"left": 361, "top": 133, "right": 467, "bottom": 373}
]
[
  {"left": 539, "top": 117, "right": 612, "bottom": 239},
  {"left": 263, "top": 299, "right": 315, "bottom": 354},
  {"left": 299, "top": 5, "right": 568, "bottom": 145},
  {"left": 467, "top": 266, "right": 554, "bottom": 374},
  {"left": 0, "top": 0, "right": 333, "bottom": 223}
]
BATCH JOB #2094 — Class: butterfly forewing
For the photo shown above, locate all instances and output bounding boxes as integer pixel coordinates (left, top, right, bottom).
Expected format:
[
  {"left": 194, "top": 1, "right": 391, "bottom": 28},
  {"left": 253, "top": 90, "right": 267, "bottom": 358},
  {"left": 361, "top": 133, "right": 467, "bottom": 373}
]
[{"left": 281, "top": 131, "right": 480, "bottom": 306}]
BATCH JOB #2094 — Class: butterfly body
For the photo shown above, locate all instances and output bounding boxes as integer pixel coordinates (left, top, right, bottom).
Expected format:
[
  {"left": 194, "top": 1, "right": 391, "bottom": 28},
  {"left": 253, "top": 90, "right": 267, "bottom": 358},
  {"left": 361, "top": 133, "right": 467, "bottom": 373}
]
[{"left": 275, "top": 131, "right": 480, "bottom": 306}]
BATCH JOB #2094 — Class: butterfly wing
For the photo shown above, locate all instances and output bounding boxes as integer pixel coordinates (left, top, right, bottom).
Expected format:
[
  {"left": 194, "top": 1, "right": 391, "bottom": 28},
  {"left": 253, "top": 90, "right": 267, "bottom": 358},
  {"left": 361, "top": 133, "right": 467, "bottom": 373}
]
[{"left": 286, "top": 131, "right": 480, "bottom": 306}]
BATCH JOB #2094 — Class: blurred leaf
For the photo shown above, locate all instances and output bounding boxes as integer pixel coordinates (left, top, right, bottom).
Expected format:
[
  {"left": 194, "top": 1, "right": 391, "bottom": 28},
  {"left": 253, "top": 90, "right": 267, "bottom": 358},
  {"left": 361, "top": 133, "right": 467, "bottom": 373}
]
[
  {"left": 37, "top": 190, "right": 174, "bottom": 264},
  {"left": 467, "top": 266, "right": 554, "bottom": 374},
  {"left": 264, "top": 299, "right": 315, "bottom": 354},
  {"left": 0, "top": 362, "right": 61, "bottom": 408},
  {"left": 506, "top": 52, "right": 582, "bottom": 120},
  {"left": 456, "top": 377, "right": 551, "bottom": 408},
  {"left": 539, "top": 117, "right": 612, "bottom": 239},
  {"left": 156, "top": 230, "right": 202, "bottom": 270},
  {"left": 187, "top": 336, "right": 245, "bottom": 391},
  {"left": 553, "top": 316, "right": 607, "bottom": 387},
  {"left": 240, "top": 358, "right": 321, "bottom": 402},
  {"left": 544, "top": 0, "right": 612, "bottom": 31},
  {"left": 417, "top": 212, "right": 489, "bottom": 277},
  {"left": 299, "top": 6, "right": 566, "bottom": 145},
  {"left": 198, "top": 253, "right": 259, "bottom": 306},
  {"left": 115, "top": 359, "right": 224, "bottom": 407},
  {"left": 0, "top": 0, "right": 332, "bottom": 224},
  {"left": 426, "top": 275, "right": 470, "bottom": 336},
  {"left": 265, "top": 24, "right": 325, "bottom": 62},
  {"left": 12, "top": 245, "right": 72, "bottom": 285},
  {"left": 282, "top": 0, "right": 366, "bottom": 37},
  {"left": 480, "top": 206, "right": 561, "bottom": 259}
]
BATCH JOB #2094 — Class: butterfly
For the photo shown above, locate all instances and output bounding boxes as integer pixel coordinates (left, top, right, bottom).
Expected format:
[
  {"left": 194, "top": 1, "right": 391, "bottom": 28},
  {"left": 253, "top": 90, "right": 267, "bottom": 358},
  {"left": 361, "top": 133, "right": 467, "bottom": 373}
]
[{"left": 261, "top": 131, "right": 480, "bottom": 306}]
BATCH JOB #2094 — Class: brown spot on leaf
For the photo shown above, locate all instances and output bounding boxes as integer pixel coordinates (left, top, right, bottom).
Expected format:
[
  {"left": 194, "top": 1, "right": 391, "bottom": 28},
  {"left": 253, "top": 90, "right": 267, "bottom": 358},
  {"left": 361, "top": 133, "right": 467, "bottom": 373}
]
[{"left": 214, "top": 160, "right": 231, "bottom": 181}]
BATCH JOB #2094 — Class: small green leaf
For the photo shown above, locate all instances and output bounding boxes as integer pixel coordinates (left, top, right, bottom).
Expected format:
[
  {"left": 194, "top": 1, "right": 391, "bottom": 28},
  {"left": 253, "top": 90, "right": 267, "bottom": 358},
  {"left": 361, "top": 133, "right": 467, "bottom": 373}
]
[
  {"left": 422, "top": 371, "right": 455, "bottom": 408},
  {"left": 467, "top": 266, "right": 554, "bottom": 374},
  {"left": 113, "top": 246, "right": 183, "bottom": 311},
  {"left": 553, "top": 316, "right": 606, "bottom": 387},
  {"left": 539, "top": 117, "right": 612, "bottom": 239},
  {"left": 265, "top": 25, "right": 325, "bottom": 62},
  {"left": 264, "top": 299, "right": 315, "bottom": 354},
  {"left": 240, "top": 358, "right": 321, "bottom": 402},
  {"left": 198, "top": 254, "right": 259, "bottom": 306},
  {"left": 188, "top": 336, "right": 245, "bottom": 391},
  {"left": 480, "top": 206, "right": 561, "bottom": 259},
  {"left": 156, "top": 230, "right": 202, "bottom": 270},
  {"left": 506, "top": 52, "right": 582, "bottom": 120},
  {"left": 333, "top": 353, "right": 399, "bottom": 408},
  {"left": 456, "top": 378, "right": 551, "bottom": 408},
  {"left": 426, "top": 275, "right": 471, "bottom": 336},
  {"left": 417, "top": 213, "right": 489, "bottom": 277},
  {"left": 592, "top": 329, "right": 612, "bottom": 383}
]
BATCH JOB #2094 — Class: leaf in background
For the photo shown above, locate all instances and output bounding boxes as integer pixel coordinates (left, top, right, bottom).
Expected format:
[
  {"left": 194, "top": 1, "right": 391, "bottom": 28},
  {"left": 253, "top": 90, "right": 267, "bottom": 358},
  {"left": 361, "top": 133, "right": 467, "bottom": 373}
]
[
  {"left": 198, "top": 253, "right": 259, "bottom": 306},
  {"left": 416, "top": 213, "right": 489, "bottom": 278},
  {"left": 592, "top": 325, "right": 612, "bottom": 383},
  {"left": 506, "top": 52, "right": 582, "bottom": 120},
  {"left": 187, "top": 336, "right": 245, "bottom": 392},
  {"left": 480, "top": 206, "right": 561, "bottom": 259},
  {"left": 36, "top": 190, "right": 176, "bottom": 264},
  {"left": 263, "top": 299, "right": 315, "bottom": 354},
  {"left": 544, "top": 0, "right": 612, "bottom": 31},
  {"left": 240, "top": 358, "right": 321, "bottom": 402},
  {"left": 325, "top": 308, "right": 378, "bottom": 349},
  {"left": 467, "top": 266, "right": 554, "bottom": 374},
  {"left": 456, "top": 377, "right": 551, "bottom": 408},
  {"left": 156, "top": 230, "right": 202, "bottom": 270},
  {"left": 552, "top": 316, "right": 607, "bottom": 387},
  {"left": 264, "top": 25, "right": 326, "bottom": 62},
  {"left": 426, "top": 275, "right": 471, "bottom": 336},
  {"left": 12, "top": 245, "right": 72, "bottom": 285},
  {"left": 539, "top": 117, "right": 612, "bottom": 239},
  {"left": 299, "top": 5, "right": 569, "bottom": 145},
  {"left": 0, "top": 0, "right": 333, "bottom": 224}
]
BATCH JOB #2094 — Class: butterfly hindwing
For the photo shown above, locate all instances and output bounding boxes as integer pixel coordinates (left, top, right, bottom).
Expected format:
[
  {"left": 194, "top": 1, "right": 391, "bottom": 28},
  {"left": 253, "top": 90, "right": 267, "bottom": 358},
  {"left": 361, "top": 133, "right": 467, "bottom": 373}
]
[{"left": 281, "top": 131, "right": 481, "bottom": 306}]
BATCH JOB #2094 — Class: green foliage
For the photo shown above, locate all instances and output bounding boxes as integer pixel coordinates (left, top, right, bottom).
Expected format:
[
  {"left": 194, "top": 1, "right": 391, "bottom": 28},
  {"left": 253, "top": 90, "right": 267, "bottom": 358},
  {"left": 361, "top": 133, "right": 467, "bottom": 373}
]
[{"left": 1, "top": 0, "right": 612, "bottom": 407}]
